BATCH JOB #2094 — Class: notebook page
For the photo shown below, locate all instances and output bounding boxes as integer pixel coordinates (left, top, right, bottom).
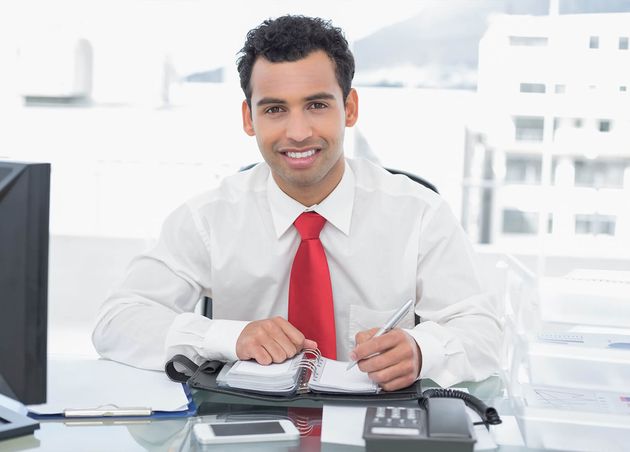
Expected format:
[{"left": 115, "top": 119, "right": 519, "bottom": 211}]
[
  {"left": 217, "top": 354, "right": 304, "bottom": 393},
  {"left": 229, "top": 353, "right": 302, "bottom": 377},
  {"left": 309, "top": 358, "right": 379, "bottom": 393}
]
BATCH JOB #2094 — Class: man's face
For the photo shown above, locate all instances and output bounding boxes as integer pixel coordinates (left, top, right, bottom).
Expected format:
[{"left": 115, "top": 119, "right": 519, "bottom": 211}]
[{"left": 242, "top": 50, "right": 358, "bottom": 205}]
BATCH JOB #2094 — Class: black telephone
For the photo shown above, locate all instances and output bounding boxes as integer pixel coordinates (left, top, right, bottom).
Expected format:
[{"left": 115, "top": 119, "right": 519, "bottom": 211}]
[{"left": 362, "top": 389, "right": 501, "bottom": 452}]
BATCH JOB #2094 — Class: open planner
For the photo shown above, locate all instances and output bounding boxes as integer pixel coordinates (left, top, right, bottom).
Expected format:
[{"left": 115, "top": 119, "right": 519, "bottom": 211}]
[
  {"left": 216, "top": 349, "right": 379, "bottom": 395},
  {"left": 166, "top": 350, "right": 423, "bottom": 408}
]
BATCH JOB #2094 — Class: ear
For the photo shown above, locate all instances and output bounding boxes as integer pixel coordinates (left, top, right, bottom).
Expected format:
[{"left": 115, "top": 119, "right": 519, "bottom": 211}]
[
  {"left": 242, "top": 100, "right": 255, "bottom": 136},
  {"left": 344, "top": 88, "right": 359, "bottom": 127}
]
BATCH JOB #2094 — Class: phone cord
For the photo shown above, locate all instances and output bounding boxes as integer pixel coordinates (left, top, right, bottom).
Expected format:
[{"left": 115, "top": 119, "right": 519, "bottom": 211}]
[{"left": 421, "top": 388, "right": 502, "bottom": 428}]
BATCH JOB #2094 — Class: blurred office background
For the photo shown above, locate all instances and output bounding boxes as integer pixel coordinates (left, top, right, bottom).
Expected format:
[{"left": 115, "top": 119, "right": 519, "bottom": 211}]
[{"left": 1, "top": 0, "right": 629, "bottom": 355}]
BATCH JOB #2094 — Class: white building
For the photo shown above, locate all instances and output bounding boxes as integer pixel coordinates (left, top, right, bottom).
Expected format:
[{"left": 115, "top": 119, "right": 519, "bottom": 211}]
[{"left": 473, "top": 12, "right": 630, "bottom": 258}]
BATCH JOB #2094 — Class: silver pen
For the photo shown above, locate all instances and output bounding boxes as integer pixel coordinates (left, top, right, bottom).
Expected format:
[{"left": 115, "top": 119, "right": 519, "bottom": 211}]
[{"left": 346, "top": 298, "right": 415, "bottom": 370}]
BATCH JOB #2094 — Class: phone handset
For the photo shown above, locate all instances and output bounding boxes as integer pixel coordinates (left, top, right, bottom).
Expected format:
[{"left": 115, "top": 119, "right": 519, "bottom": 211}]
[{"left": 424, "top": 397, "right": 475, "bottom": 442}]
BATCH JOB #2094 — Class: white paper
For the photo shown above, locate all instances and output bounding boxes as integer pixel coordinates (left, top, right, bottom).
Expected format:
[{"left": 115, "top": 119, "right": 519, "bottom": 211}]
[
  {"left": 310, "top": 358, "right": 379, "bottom": 393},
  {"left": 523, "top": 384, "right": 630, "bottom": 415},
  {"left": 229, "top": 354, "right": 300, "bottom": 377},
  {"left": 27, "top": 357, "right": 189, "bottom": 415},
  {"left": 321, "top": 405, "right": 367, "bottom": 446}
]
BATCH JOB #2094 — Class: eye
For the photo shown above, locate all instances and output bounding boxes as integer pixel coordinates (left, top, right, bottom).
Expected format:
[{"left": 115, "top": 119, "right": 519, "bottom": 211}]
[
  {"left": 308, "top": 102, "right": 328, "bottom": 110},
  {"left": 264, "top": 106, "right": 285, "bottom": 114}
]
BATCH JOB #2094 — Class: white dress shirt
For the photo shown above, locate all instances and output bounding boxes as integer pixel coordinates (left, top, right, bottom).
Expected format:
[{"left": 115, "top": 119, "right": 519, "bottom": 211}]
[{"left": 93, "top": 158, "right": 501, "bottom": 387}]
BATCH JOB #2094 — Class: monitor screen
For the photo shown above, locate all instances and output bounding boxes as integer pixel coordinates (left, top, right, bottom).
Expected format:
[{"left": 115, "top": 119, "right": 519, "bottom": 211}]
[{"left": 0, "top": 161, "right": 50, "bottom": 405}]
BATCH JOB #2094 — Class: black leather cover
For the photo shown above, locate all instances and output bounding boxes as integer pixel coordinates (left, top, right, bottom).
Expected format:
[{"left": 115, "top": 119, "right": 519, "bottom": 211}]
[{"left": 166, "top": 354, "right": 423, "bottom": 408}]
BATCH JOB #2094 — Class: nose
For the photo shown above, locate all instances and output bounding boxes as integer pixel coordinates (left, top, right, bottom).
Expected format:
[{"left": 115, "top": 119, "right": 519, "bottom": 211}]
[{"left": 285, "top": 111, "right": 313, "bottom": 142}]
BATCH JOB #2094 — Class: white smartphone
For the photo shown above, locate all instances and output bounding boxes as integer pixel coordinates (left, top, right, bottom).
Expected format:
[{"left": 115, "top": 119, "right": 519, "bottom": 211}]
[{"left": 193, "top": 419, "right": 300, "bottom": 444}]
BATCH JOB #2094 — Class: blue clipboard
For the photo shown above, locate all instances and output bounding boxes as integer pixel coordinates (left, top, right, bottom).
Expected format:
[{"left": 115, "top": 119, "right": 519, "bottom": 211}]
[{"left": 28, "top": 383, "right": 196, "bottom": 420}]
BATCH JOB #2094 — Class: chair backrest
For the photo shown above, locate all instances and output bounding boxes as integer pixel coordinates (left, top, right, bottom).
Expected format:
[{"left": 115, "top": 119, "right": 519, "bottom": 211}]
[
  {"left": 239, "top": 163, "right": 438, "bottom": 193},
  {"left": 384, "top": 168, "right": 438, "bottom": 194}
]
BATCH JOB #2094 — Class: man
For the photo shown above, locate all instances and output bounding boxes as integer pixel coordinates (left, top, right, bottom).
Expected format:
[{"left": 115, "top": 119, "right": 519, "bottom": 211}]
[{"left": 93, "top": 15, "right": 500, "bottom": 390}]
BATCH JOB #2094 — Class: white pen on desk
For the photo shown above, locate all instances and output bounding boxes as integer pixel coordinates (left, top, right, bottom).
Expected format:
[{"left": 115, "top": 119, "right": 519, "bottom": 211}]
[
  {"left": 346, "top": 299, "right": 414, "bottom": 371},
  {"left": 63, "top": 405, "right": 152, "bottom": 418}
]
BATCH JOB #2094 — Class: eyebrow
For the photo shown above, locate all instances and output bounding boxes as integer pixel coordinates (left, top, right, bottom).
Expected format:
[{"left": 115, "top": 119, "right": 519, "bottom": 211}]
[
  {"left": 256, "top": 92, "right": 336, "bottom": 107},
  {"left": 256, "top": 97, "right": 285, "bottom": 107},
  {"left": 304, "top": 92, "right": 336, "bottom": 102}
]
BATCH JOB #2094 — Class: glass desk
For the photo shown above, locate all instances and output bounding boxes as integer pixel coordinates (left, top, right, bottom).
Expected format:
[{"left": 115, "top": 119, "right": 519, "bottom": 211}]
[{"left": 0, "top": 377, "right": 551, "bottom": 452}]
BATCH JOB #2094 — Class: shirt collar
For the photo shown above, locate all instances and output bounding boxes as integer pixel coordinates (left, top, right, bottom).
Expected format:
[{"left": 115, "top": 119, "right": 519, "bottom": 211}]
[{"left": 267, "top": 161, "right": 355, "bottom": 238}]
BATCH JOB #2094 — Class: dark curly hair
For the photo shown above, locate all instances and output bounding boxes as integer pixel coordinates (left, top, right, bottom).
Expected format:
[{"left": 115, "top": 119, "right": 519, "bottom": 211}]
[{"left": 237, "top": 15, "right": 355, "bottom": 106}]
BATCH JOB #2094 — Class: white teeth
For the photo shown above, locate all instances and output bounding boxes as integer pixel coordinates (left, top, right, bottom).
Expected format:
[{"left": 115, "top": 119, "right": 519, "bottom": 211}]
[{"left": 286, "top": 149, "right": 316, "bottom": 159}]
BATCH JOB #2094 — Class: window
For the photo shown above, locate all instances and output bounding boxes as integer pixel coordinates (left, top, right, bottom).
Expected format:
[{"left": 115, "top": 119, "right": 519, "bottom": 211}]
[
  {"left": 505, "top": 155, "right": 542, "bottom": 184},
  {"left": 514, "top": 116, "right": 545, "bottom": 142},
  {"left": 598, "top": 119, "right": 611, "bottom": 132},
  {"left": 509, "top": 36, "right": 548, "bottom": 46},
  {"left": 502, "top": 209, "right": 538, "bottom": 234},
  {"left": 553, "top": 117, "right": 582, "bottom": 133},
  {"left": 620, "top": 37, "right": 629, "bottom": 50},
  {"left": 554, "top": 84, "right": 565, "bottom": 94},
  {"left": 520, "top": 83, "right": 546, "bottom": 93},
  {"left": 575, "top": 214, "right": 616, "bottom": 236},
  {"left": 574, "top": 159, "right": 627, "bottom": 188},
  {"left": 589, "top": 36, "right": 599, "bottom": 49}
]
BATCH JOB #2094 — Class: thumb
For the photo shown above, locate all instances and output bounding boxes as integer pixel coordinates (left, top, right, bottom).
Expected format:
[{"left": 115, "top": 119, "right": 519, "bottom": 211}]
[{"left": 303, "top": 339, "right": 318, "bottom": 350}]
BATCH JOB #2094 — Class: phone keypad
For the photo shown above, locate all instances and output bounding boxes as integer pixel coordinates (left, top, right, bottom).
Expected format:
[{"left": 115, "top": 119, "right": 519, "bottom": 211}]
[{"left": 368, "top": 406, "right": 423, "bottom": 429}]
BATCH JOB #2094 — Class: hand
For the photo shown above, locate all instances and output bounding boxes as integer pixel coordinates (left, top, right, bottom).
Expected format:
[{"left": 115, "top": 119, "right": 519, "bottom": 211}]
[
  {"left": 236, "top": 316, "right": 317, "bottom": 365},
  {"left": 351, "top": 328, "right": 422, "bottom": 391}
]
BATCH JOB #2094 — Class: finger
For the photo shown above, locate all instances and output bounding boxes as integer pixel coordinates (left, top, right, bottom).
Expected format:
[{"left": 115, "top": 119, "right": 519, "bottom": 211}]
[
  {"left": 275, "top": 317, "right": 309, "bottom": 348},
  {"left": 357, "top": 346, "right": 403, "bottom": 374},
  {"left": 267, "top": 324, "right": 301, "bottom": 359},
  {"left": 367, "top": 360, "right": 415, "bottom": 387},
  {"left": 355, "top": 328, "right": 379, "bottom": 345},
  {"left": 274, "top": 318, "right": 319, "bottom": 358},
  {"left": 260, "top": 337, "right": 289, "bottom": 363},
  {"left": 353, "top": 331, "right": 399, "bottom": 360},
  {"left": 357, "top": 332, "right": 412, "bottom": 373},
  {"left": 379, "top": 373, "right": 418, "bottom": 392},
  {"left": 256, "top": 317, "right": 300, "bottom": 359},
  {"left": 251, "top": 346, "right": 273, "bottom": 366}
]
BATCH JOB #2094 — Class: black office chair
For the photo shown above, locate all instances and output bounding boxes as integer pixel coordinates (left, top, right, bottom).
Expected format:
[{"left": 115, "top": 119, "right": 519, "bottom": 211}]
[
  {"left": 239, "top": 163, "right": 438, "bottom": 193},
  {"left": 201, "top": 163, "right": 437, "bottom": 319},
  {"left": 384, "top": 167, "right": 438, "bottom": 194}
]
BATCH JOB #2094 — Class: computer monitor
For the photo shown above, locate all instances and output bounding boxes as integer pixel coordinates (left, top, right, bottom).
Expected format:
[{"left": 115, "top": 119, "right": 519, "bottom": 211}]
[{"left": 0, "top": 161, "right": 50, "bottom": 406}]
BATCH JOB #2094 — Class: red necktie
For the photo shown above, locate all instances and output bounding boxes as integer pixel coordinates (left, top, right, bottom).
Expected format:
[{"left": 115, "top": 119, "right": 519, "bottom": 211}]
[{"left": 288, "top": 212, "right": 337, "bottom": 359}]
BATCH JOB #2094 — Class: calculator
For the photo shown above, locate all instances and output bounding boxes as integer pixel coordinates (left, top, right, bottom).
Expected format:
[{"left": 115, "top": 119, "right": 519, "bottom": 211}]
[{"left": 362, "top": 400, "right": 475, "bottom": 452}]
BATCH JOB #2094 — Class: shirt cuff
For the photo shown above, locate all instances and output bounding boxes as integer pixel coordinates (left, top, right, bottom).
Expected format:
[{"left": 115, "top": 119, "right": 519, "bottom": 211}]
[
  {"left": 403, "top": 325, "right": 447, "bottom": 379},
  {"left": 202, "top": 319, "right": 249, "bottom": 362}
]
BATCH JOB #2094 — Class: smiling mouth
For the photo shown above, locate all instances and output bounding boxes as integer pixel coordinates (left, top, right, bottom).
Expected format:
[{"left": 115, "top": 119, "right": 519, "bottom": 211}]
[{"left": 282, "top": 148, "right": 321, "bottom": 159}]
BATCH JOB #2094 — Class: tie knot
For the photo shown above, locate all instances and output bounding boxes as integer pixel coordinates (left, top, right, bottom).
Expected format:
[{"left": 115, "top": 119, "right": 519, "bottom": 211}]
[{"left": 294, "top": 212, "right": 326, "bottom": 240}]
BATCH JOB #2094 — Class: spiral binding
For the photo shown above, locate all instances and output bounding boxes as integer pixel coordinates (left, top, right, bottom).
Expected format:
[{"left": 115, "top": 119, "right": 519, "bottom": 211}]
[
  {"left": 302, "top": 348, "right": 321, "bottom": 360},
  {"left": 295, "top": 348, "right": 322, "bottom": 393}
]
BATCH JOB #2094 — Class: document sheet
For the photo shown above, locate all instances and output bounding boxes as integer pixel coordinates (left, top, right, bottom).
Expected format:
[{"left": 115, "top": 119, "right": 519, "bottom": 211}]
[{"left": 27, "top": 356, "right": 190, "bottom": 416}]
